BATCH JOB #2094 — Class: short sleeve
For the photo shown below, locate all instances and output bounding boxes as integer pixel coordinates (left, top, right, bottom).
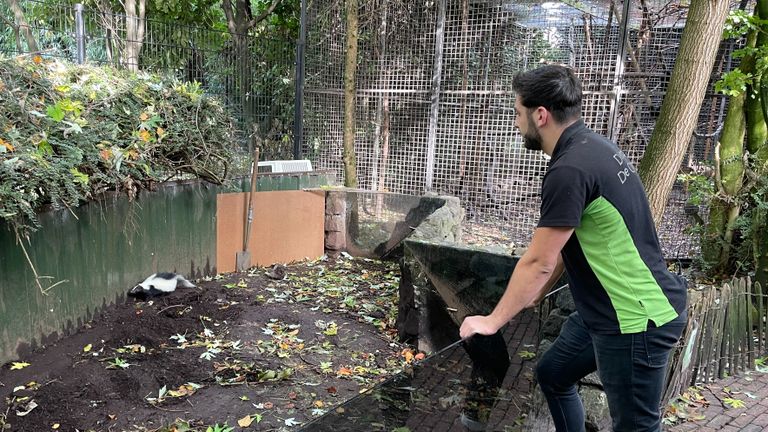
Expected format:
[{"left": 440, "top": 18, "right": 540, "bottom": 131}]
[{"left": 538, "top": 165, "right": 590, "bottom": 228}]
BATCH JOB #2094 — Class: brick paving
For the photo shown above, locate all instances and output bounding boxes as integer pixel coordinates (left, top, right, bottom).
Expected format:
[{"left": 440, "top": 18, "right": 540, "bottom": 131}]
[{"left": 667, "top": 371, "right": 768, "bottom": 432}]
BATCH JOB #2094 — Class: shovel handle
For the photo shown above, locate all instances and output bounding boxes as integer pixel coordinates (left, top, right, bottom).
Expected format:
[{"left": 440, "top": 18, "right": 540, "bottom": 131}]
[{"left": 243, "top": 148, "right": 259, "bottom": 251}]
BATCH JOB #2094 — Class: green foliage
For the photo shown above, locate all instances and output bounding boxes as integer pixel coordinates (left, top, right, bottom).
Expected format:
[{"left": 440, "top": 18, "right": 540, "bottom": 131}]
[
  {"left": 723, "top": 10, "right": 765, "bottom": 39},
  {"left": 716, "top": 69, "right": 752, "bottom": 97},
  {"left": 0, "top": 57, "right": 235, "bottom": 236},
  {"left": 717, "top": 10, "right": 768, "bottom": 97},
  {"left": 681, "top": 160, "right": 768, "bottom": 276}
]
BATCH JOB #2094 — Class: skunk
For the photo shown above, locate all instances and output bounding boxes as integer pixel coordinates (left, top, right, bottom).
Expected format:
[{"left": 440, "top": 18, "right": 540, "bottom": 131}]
[{"left": 127, "top": 272, "right": 196, "bottom": 301}]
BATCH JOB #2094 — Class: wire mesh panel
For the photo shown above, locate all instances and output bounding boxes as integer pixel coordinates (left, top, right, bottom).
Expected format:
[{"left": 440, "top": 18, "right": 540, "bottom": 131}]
[
  {"left": 1, "top": 0, "right": 297, "bottom": 160},
  {"left": 303, "top": 0, "right": 734, "bottom": 256}
]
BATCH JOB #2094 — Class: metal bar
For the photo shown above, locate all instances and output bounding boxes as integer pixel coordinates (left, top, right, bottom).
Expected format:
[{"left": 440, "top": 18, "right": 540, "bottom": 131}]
[
  {"left": 606, "top": 0, "right": 632, "bottom": 142},
  {"left": 75, "top": 3, "right": 86, "bottom": 64},
  {"left": 293, "top": 0, "right": 307, "bottom": 160},
  {"left": 424, "top": 0, "right": 447, "bottom": 192}
]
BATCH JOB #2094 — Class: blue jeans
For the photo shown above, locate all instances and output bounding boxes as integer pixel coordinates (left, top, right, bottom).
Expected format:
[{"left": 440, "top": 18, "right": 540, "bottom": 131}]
[{"left": 535, "top": 311, "right": 686, "bottom": 432}]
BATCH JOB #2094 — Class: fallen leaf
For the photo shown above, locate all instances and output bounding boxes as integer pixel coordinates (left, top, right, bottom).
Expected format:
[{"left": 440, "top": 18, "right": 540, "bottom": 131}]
[
  {"left": 0, "top": 138, "right": 13, "bottom": 152},
  {"left": 337, "top": 367, "right": 352, "bottom": 376},
  {"left": 16, "top": 400, "right": 38, "bottom": 416},
  {"left": 288, "top": 391, "right": 297, "bottom": 399},
  {"left": 52, "top": 424, "right": 60, "bottom": 429},
  {"left": 10, "top": 361, "right": 30, "bottom": 370},
  {"left": 415, "top": 353, "right": 425, "bottom": 361},
  {"left": 326, "top": 386, "right": 337, "bottom": 394},
  {"left": 140, "top": 112, "right": 149, "bottom": 121},
  {"left": 238, "top": 415, "right": 253, "bottom": 427},
  {"left": 314, "top": 400, "right": 325, "bottom": 408},
  {"left": 263, "top": 401, "right": 274, "bottom": 409},
  {"left": 284, "top": 417, "right": 300, "bottom": 427},
  {"left": 32, "top": 55, "right": 42, "bottom": 64},
  {"left": 13, "top": 386, "right": 25, "bottom": 392},
  {"left": 239, "top": 395, "right": 250, "bottom": 401},
  {"left": 83, "top": 344, "right": 93, "bottom": 353}
]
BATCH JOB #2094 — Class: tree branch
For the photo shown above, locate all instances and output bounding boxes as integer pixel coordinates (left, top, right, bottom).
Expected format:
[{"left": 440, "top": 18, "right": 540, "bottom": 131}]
[
  {"left": 221, "top": 0, "right": 238, "bottom": 34},
  {"left": 247, "top": 0, "right": 283, "bottom": 28}
]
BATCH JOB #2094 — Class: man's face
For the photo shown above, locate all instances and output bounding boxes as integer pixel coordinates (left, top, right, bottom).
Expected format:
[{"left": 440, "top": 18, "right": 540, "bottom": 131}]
[{"left": 514, "top": 98, "right": 543, "bottom": 151}]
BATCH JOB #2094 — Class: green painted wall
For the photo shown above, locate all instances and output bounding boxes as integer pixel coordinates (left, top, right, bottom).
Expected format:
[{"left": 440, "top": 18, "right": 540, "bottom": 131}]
[
  {"left": 0, "top": 170, "right": 335, "bottom": 365},
  {"left": 0, "top": 181, "right": 217, "bottom": 364}
]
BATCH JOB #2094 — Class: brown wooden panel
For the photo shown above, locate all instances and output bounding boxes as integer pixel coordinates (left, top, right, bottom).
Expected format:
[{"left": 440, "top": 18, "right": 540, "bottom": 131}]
[{"left": 216, "top": 190, "right": 325, "bottom": 273}]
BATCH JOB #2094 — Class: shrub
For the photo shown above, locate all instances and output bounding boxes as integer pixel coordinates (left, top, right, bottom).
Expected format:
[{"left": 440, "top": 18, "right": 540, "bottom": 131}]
[{"left": 0, "top": 56, "right": 235, "bottom": 235}]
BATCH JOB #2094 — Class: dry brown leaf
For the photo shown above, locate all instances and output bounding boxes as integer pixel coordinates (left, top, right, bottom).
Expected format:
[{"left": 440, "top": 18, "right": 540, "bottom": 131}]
[{"left": 238, "top": 415, "right": 253, "bottom": 427}]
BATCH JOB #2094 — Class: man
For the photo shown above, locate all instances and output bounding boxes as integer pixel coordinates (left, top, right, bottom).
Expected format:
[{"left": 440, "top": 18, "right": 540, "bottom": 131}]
[{"left": 459, "top": 65, "right": 687, "bottom": 432}]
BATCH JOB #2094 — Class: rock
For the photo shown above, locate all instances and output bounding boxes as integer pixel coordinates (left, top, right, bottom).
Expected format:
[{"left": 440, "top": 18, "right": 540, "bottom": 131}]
[
  {"left": 325, "top": 214, "right": 345, "bottom": 232},
  {"left": 541, "top": 308, "right": 569, "bottom": 339},
  {"left": 325, "top": 230, "right": 346, "bottom": 250},
  {"left": 580, "top": 371, "right": 602, "bottom": 387},
  {"left": 555, "top": 289, "right": 576, "bottom": 313},
  {"left": 325, "top": 192, "right": 346, "bottom": 215},
  {"left": 580, "top": 386, "right": 611, "bottom": 431}
]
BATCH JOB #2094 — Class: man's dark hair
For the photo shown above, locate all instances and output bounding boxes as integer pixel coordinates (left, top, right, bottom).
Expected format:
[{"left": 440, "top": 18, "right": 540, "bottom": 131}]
[{"left": 512, "top": 65, "right": 582, "bottom": 123}]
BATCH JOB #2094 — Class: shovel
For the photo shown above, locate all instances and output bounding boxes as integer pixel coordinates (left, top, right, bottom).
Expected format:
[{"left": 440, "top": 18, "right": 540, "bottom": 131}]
[{"left": 236, "top": 148, "right": 260, "bottom": 271}]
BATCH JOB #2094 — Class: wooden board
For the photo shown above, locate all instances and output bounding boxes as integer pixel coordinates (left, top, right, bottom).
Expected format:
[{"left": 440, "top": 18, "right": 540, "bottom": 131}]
[{"left": 216, "top": 190, "right": 325, "bottom": 273}]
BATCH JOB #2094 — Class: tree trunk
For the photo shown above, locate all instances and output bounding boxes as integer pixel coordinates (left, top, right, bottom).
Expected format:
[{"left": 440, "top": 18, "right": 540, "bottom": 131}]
[
  {"left": 221, "top": 0, "right": 281, "bottom": 137},
  {"left": 751, "top": 0, "right": 768, "bottom": 288},
  {"left": 637, "top": 0, "right": 730, "bottom": 225},
  {"left": 8, "top": 0, "right": 38, "bottom": 53},
  {"left": 703, "top": 0, "right": 768, "bottom": 276},
  {"left": 703, "top": 91, "right": 746, "bottom": 273},
  {"left": 123, "top": 0, "right": 146, "bottom": 72},
  {"left": 342, "top": 0, "right": 359, "bottom": 187}
]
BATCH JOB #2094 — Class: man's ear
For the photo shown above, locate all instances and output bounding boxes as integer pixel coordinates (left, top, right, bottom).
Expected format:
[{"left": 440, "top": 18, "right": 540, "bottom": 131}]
[{"left": 534, "top": 106, "right": 549, "bottom": 127}]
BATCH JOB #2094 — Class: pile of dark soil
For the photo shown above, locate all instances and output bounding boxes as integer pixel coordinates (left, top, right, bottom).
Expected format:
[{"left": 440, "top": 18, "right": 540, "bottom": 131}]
[{"left": 0, "top": 257, "right": 411, "bottom": 432}]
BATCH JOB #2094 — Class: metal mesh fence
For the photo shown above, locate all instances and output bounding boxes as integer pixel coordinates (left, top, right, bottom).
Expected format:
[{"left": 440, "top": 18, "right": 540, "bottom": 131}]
[
  {"left": 302, "top": 0, "right": 734, "bottom": 256},
  {"left": 0, "top": 0, "right": 297, "bottom": 161},
  {"left": 3, "top": 0, "right": 736, "bottom": 256}
]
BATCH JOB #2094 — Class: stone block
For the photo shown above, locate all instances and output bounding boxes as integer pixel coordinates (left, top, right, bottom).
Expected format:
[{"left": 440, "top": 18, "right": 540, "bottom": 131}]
[
  {"left": 325, "top": 214, "right": 345, "bottom": 232},
  {"left": 326, "top": 192, "right": 346, "bottom": 215},
  {"left": 325, "top": 230, "right": 346, "bottom": 250}
]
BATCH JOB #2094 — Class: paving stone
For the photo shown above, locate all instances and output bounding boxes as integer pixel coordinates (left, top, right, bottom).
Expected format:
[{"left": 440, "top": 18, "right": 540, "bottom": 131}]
[
  {"left": 739, "top": 425, "right": 765, "bottom": 432},
  {"left": 706, "top": 414, "right": 735, "bottom": 428}
]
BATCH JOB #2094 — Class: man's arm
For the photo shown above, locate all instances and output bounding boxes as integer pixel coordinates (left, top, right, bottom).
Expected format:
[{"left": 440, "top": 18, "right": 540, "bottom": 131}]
[
  {"left": 459, "top": 226, "right": 574, "bottom": 338},
  {"left": 526, "top": 256, "right": 564, "bottom": 308}
]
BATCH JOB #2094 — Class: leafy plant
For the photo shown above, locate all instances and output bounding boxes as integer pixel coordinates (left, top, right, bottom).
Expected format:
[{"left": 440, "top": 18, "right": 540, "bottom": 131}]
[
  {"left": 206, "top": 424, "right": 234, "bottom": 432},
  {"left": 106, "top": 357, "right": 132, "bottom": 369},
  {"left": 0, "top": 57, "right": 236, "bottom": 237}
]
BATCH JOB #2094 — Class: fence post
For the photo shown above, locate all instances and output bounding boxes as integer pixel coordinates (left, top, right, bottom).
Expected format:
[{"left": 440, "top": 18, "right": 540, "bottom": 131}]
[
  {"left": 74, "top": 3, "right": 86, "bottom": 64},
  {"left": 293, "top": 0, "right": 307, "bottom": 160},
  {"left": 425, "top": 0, "right": 447, "bottom": 192},
  {"left": 606, "top": 0, "right": 631, "bottom": 142}
]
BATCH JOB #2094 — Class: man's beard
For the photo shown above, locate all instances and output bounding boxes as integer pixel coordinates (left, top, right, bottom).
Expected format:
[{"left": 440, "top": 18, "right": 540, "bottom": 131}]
[{"left": 523, "top": 117, "right": 543, "bottom": 151}]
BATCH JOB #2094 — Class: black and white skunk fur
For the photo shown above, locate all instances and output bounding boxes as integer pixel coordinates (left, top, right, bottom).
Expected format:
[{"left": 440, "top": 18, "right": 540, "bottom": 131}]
[{"left": 127, "top": 272, "right": 196, "bottom": 301}]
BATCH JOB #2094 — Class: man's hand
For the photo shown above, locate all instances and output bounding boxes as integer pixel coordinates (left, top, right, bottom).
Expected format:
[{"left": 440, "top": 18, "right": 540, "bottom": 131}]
[{"left": 459, "top": 315, "right": 500, "bottom": 339}]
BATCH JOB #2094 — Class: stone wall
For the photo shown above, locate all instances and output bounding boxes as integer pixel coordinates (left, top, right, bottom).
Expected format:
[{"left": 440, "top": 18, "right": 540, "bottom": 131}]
[{"left": 525, "top": 289, "right": 611, "bottom": 431}]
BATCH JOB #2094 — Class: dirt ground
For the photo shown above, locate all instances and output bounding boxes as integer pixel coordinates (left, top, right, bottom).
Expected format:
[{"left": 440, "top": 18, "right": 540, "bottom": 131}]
[{"left": 0, "top": 256, "right": 412, "bottom": 432}]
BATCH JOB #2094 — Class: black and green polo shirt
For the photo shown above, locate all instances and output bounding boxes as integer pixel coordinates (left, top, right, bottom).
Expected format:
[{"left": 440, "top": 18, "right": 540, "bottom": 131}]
[{"left": 538, "top": 120, "right": 687, "bottom": 334}]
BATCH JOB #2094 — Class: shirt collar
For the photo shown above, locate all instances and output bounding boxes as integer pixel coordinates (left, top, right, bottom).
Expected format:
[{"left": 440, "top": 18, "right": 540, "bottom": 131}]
[{"left": 551, "top": 119, "right": 586, "bottom": 161}]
